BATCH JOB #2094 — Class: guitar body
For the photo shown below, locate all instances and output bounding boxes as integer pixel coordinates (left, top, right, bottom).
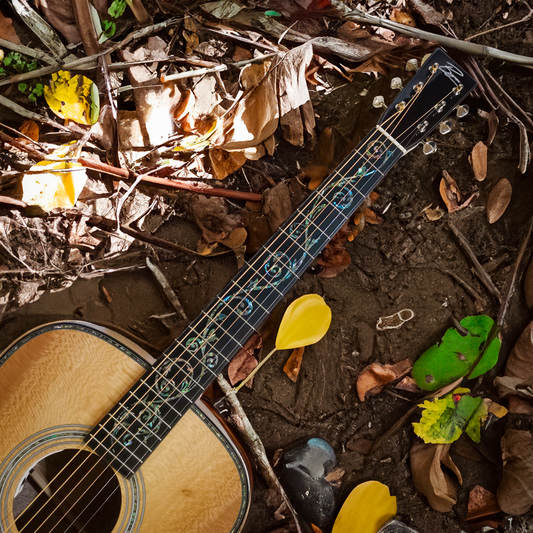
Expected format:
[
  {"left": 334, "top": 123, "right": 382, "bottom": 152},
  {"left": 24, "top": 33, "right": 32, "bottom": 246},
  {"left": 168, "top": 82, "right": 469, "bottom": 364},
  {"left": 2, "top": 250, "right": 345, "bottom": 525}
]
[{"left": 0, "top": 322, "right": 251, "bottom": 533}]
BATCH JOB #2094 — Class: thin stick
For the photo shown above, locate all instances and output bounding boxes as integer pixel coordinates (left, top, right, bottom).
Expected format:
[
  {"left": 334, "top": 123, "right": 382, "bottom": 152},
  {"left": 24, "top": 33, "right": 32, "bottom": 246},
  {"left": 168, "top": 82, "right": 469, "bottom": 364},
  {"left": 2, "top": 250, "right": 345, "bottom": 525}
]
[
  {"left": 160, "top": 53, "right": 278, "bottom": 83},
  {"left": 448, "top": 221, "right": 501, "bottom": 301},
  {"left": 0, "top": 38, "right": 58, "bottom": 64},
  {"left": 217, "top": 375, "right": 303, "bottom": 533},
  {"left": 146, "top": 257, "right": 189, "bottom": 320},
  {"left": 234, "top": 347, "right": 277, "bottom": 392},
  {"left": 497, "top": 213, "right": 533, "bottom": 327},
  {"left": 465, "top": 2, "right": 533, "bottom": 41},
  {"left": 333, "top": 1, "right": 533, "bottom": 66}
]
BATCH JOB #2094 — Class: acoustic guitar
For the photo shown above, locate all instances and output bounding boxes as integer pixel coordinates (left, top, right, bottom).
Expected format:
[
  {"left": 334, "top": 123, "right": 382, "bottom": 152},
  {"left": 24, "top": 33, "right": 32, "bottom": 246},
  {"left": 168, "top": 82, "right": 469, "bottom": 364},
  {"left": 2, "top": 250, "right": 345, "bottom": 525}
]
[{"left": 0, "top": 49, "right": 475, "bottom": 533}]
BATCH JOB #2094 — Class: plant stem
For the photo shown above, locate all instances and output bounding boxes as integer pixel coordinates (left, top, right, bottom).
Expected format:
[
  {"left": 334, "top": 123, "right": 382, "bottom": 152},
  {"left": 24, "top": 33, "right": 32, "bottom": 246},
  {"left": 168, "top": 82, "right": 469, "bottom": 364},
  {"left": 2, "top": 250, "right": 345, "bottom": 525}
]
[{"left": 234, "top": 347, "right": 277, "bottom": 392}]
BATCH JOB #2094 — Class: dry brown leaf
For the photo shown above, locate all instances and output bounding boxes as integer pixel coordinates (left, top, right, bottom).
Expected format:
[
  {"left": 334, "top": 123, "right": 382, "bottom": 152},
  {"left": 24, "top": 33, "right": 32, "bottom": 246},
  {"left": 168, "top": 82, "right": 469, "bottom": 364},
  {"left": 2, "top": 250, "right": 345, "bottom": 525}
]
[
  {"left": 227, "top": 332, "right": 262, "bottom": 387},
  {"left": 467, "top": 485, "right": 501, "bottom": 520},
  {"left": 487, "top": 109, "right": 499, "bottom": 146},
  {"left": 216, "top": 59, "right": 279, "bottom": 150},
  {"left": 0, "top": 10, "right": 21, "bottom": 44},
  {"left": 209, "top": 149, "right": 246, "bottom": 180},
  {"left": 19, "top": 120, "right": 40, "bottom": 142},
  {"left": 395, "top": 375, "right": 420, "bottom": 392},
  {"left": 508, "top": 396, "right": 533, "bottom": 414},
  {"left": 190, "top": 195, "right": 242, "bottom": 243},
  {"left": 299, "top": 127, "right": 335, "bottom": 190},
  {"left": 504, "top": 321, "right": 533, "bottom": 383},
  {"left": 497, "top": 429, "right": 533, "bottom": 515},
  {"left": 487, "top": 178, "right": 512, "bottom": 224},
  {"left": 439, "top": 170, "right": 478, "bottom": 213},
  {"left": 525, "top": 258, "right": 533, "bottom": 308},
  {"left": 317, "top": 225, "right": 351, "bottom": 278},
  {"left": 356, "top": 358, "right": 413, "bottom": 401},
  {"left": 469, "top": 141, "right": 488, "bottom": 181},
  {"left": 283, "top": 346, "right": 305, "bottom": 382},
  {"left": 409, "top": 0, "right": 447, "bottom": 27},
  {"left": 263, "top": 183, "right": 292, "bottom": 233},
  {"left": 390, "top": 9, "right": 417, "bottom": 26},
  {"left": 278, "top": 42, "right": 316, "bottom": 146},
  {"left": 410, "top": 442, "right": 462, "bottom": 512}
]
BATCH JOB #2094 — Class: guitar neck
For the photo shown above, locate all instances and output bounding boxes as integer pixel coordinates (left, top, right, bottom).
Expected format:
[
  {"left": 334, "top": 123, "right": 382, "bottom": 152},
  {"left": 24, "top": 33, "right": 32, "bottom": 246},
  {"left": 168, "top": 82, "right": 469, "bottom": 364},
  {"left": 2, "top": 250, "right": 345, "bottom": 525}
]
[
  {"left": 88, "top": 126, "right": 404, "bottom": 476},
  {"left": 88, "top": 48, "right": 477, "bottom": 477}
]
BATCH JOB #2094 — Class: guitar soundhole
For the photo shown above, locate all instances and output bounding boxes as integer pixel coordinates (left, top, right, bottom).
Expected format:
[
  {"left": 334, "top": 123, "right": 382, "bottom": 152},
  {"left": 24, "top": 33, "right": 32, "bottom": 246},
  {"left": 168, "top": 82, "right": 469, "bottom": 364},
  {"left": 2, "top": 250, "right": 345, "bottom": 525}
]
[{"left": 13, "top": 449, "right": 121, "bottom": 533}]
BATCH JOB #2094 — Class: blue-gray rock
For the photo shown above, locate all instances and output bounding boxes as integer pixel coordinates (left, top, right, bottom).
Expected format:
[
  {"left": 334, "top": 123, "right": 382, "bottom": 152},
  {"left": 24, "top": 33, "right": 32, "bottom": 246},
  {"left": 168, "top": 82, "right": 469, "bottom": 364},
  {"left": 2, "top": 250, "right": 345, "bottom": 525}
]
[{"left": 278, "top": 438, "right": 338, "bottom": 530}]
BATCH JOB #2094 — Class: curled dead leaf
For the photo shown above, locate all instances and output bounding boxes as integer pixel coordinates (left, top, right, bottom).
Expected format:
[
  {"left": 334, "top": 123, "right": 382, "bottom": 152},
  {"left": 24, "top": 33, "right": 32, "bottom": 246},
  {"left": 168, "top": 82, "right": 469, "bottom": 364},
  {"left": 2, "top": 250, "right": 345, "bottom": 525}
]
[
  {"left": 497, "top": 429, "right": 533, "bottom": 515},
  {"left": 357, "top": 358, "right": 413, "bottom": 401},
  {"left": 209, "top": 149, "right": 246, "bottom": 180},
  {"left": 467, "top": 485, "right": 501, "bottom": 520},
  {"left": 486, "top": 178, "right": 512, "bottom": 224},
  {"left": 424, "top": 205, "right": 445, "bottom": 221},
  {"left": 283, "top": 346, "right": 305, "bottom": 383},
  {"left": 469, "top": 141, "right": 488, "bottom": 181},
  {"left": 317, "top": 225, "right": 351, "bottom": 278},
  {"left": 410, "top": 442, "right": 462, "bottom": 512},
  {"left": 439, "top": 170, "right": 478, "bottom": 213},
  {"left": 390, "top": 9, "right": 416, "bottom": 26}
]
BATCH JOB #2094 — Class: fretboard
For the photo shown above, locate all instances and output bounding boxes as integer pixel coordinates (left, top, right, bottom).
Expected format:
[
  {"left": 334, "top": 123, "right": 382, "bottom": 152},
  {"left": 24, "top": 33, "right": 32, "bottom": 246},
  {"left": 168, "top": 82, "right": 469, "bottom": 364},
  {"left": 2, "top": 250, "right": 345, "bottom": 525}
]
[{"left": 88, "top": 126, "right": 404, "bottom": 476}]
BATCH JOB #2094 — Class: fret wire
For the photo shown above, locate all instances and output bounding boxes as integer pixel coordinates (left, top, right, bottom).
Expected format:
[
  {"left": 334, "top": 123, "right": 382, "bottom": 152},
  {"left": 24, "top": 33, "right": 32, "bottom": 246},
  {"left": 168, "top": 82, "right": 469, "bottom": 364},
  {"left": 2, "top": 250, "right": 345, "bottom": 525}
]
[
  {"left": 200, "top": 310, "right": 244, "bottom": 348},
  {"left": 217, "top": 287, "right": 270, "bottom": 316},
  {"left": 180, "top": 325, "right": 233, "bottom": 364},
  {"left": 243, "top": 260, "right": 287, "bottom": 296},
  {"left": 99, "top": 415, "right": 156, "bottom": 452},
  {"left": 89, "top": 435, "right": 136, "bottom": 475},
  {"left": 95, "top": 422, "right": 151, "bottom": 458}
]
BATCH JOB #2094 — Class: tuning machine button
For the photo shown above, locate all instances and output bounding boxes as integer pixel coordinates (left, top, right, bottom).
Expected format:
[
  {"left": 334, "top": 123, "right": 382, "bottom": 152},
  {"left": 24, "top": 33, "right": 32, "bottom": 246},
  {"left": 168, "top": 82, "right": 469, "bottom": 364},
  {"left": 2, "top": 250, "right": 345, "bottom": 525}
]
[
  {"left": 373, "top": 95, "right": 386, "bottom": 109},
  {"left": 422, "top": 141, "right": 437, "bottom": 155},
  {"left": 405, "top": 58, "right": 418, "bottom": 72},
  {"left": 456, "top": 104, "right": 469, "bottom": 118},
  {"left": 439, "top": 120, "right": 452, "bottom": 135},
  {"left": 390, "top": 77, "right": 403, "bottom": 90}
]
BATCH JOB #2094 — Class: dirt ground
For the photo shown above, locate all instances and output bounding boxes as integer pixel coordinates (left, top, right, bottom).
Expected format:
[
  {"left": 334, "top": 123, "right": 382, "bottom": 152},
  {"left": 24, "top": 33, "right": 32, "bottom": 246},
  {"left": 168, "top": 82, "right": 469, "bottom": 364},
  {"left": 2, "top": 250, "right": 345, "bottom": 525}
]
[{"left": 2, "top": 1, "right": 533, "bottom": 532}]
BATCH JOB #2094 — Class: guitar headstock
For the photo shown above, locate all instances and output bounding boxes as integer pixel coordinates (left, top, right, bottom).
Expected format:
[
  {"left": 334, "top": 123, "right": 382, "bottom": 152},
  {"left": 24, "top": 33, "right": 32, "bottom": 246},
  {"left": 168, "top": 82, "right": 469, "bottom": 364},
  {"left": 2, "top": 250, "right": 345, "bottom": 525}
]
[{"left": 377, "top": 49, "right": 476, "bottom": 154}]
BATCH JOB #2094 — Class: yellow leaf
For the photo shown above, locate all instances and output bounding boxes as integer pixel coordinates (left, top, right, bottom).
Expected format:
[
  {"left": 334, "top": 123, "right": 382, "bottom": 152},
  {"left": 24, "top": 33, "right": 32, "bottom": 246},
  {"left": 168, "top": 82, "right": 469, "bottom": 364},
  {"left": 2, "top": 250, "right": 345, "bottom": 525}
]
[
  {"left": 22, "top": 161, "right": 87, "bottom": 211},
  {"left": 44, "top": 71, "right": 100, "bottom": 125},
  {"left": 332, "top": 481, "right": 397, "bottom": 533},
  {"left": 276, "top": 294, "right": 331, "bottom": 350}
]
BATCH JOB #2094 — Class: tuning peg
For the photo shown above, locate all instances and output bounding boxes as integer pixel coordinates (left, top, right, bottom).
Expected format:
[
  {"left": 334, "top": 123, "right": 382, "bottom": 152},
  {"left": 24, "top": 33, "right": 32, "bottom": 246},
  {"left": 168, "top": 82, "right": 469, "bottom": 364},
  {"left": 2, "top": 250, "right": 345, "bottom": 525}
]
[
  {"left": 373, "top": 95, "right": 386, "bottom": 109},
  {"left": 439, "top": 120, "right": 452, "bottom": 135},
  {"left": 390, "top": 77, "right": 403, "bottom": 90},
  {"left": 456, "top": 104, "right": 469, "bottom": 118},
  {"left": 405, "top": 58, "right": 418, "bottom": 72},
  {"left": 422, "top": 141, "right": 437, "bottom": 155}
]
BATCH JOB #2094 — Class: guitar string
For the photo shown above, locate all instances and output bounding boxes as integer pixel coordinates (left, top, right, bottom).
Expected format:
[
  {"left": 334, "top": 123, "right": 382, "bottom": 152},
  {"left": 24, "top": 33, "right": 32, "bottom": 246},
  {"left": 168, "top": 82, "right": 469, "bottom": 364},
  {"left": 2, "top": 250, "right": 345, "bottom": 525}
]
[
  {"left": 5, "top": 68, "right": 444, "bottom": 533},
  {"left": 6, "top": 68, "right": 442, "bottom": 532},
  {"left": 8, "top": 71, "right": 441, "bottom": 533}
]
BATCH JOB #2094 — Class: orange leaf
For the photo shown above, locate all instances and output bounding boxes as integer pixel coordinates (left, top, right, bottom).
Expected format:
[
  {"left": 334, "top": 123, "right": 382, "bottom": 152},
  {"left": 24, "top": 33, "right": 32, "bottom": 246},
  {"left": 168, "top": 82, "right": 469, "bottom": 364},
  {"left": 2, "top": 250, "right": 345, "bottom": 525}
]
[
  {"left": 356, "top": 358, "right": 413, "bottom": 401},
  {"left": 19, "top": 120, "right": 40, "bottom": 142},
  {"left": 283, "top": 346, "right": 305, "bottom": 382},
  {"left": 390, "top": 9, "right": 416, "bottom": 26}
]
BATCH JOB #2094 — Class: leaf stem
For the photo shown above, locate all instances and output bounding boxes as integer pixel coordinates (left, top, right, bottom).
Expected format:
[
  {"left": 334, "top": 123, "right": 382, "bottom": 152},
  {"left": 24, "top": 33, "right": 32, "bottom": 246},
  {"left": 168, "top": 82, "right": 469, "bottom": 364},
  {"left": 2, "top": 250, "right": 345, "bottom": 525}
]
[{"left": 234, "top": 347, "right": 277, "bottom": 392}]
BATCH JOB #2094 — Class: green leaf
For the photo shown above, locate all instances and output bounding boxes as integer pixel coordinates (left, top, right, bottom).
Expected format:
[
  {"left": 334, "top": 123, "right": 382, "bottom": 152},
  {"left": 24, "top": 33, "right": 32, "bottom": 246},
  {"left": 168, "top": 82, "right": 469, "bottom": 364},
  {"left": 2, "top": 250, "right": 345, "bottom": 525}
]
[
  {"left": 413, "top": 391, "right": 487, "bottom": 444},
  {"left": 34, "top": 83, "right": 44, "bottom": 96},
  {"left": 101, "top": 19, "right": 117, "bottom": 38},
  {"left": 108, "top": 0, "right": 127, "bottom": 18},
  {"left": 265, "top": 10, "right": 282, "bottom": 16},
  {"left": 18, "top": 82, "right": 28, "bottom": 93},
  {"left": 412, "top": 315, "right": 500, "bottom": 391}
]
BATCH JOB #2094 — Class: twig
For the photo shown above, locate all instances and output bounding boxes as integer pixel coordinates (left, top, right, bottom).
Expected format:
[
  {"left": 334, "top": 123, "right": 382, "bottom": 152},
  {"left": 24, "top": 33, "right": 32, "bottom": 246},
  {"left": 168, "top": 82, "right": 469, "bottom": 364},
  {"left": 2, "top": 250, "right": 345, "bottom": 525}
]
[
  {"left": 160, "top": 53, "right": 278, "bottom": 83},
  {"left": 0, "top": 18, "right": 182, "bottom": 88},
  {"left": 497, "top": 213, "right": 533, "bottom": 327},
  {"left": 0, "top": 130, "right": 47, "bottom": 161},
  {"left": 465, "top": 2, "right": 533, "bottom": 41},
  {"left": 448, "top": 221, "right": 501, "bottom": 301},
  {"left": 0, "top": 38, "right": 58, "bottom": 65},
  {"left": 146, "top": 257, "right": 188, "bottom": 320},
  {"left": 0, "top": 196, "right": 27, "bottom": 208},
  {"left": 217, "top": 375, "right": 304, "bottom": 533},
  {"left": 0, "top": 94, "right": 76, "bottom": 134},
  {"left": 334, "top": 1, "right": 533, "bottom": 66}
]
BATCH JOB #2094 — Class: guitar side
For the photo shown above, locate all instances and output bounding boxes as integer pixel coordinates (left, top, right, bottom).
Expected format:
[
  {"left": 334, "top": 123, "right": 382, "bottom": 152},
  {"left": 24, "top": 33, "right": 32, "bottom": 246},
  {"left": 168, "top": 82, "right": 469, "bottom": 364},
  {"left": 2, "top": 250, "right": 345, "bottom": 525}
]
[{"left": 0, "top": 322, "right": 250, "bottom": 533}]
